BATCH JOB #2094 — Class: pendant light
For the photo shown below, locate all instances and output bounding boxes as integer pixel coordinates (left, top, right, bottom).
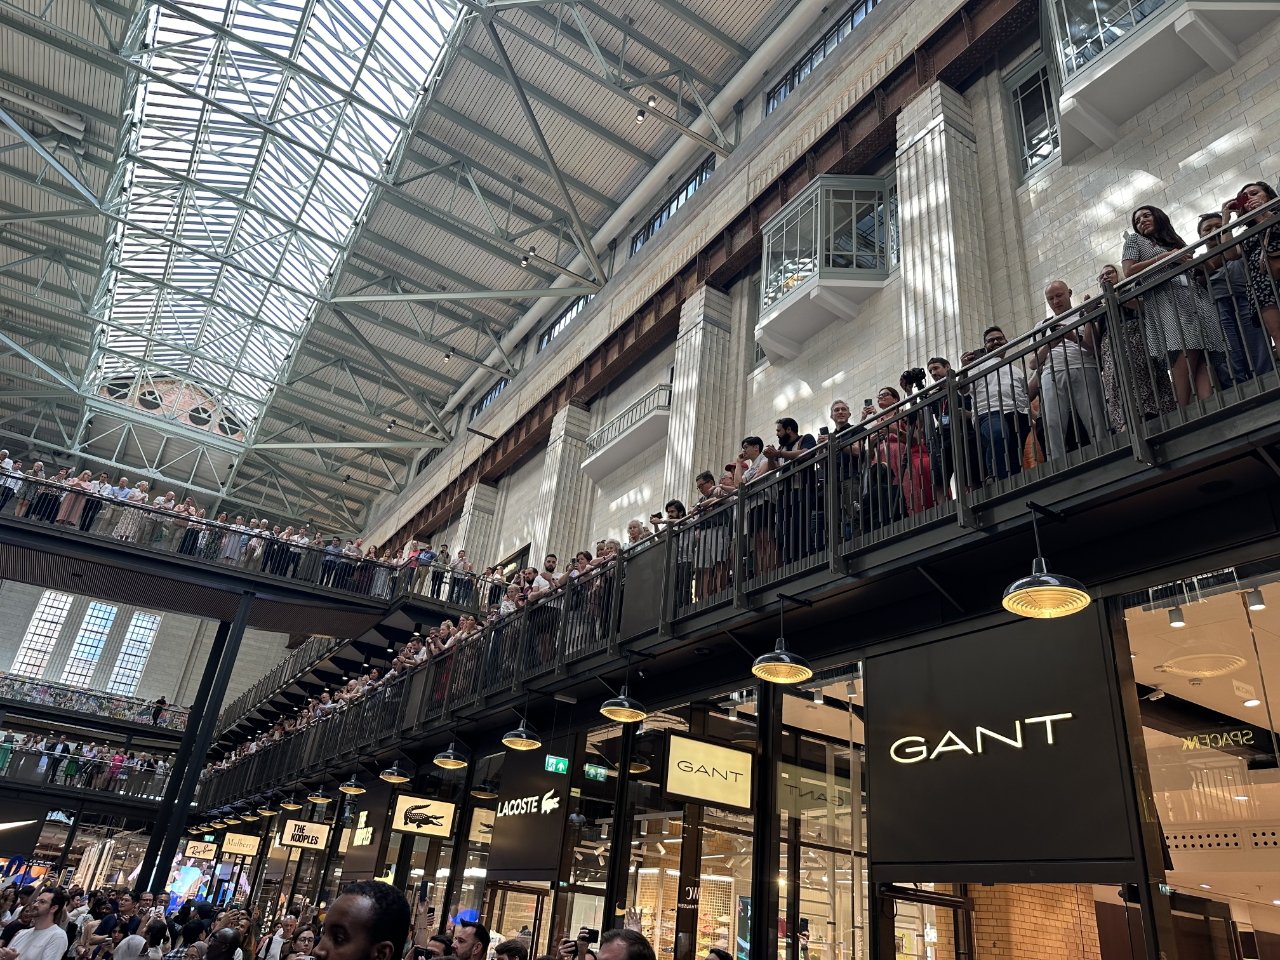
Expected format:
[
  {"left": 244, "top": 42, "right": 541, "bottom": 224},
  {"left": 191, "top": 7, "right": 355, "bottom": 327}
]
[
  {"left": 1001, "top": 502, "right": 1091, "bottom": 618},
  {"left": 257, "top": 798, "right": 279, "bottom": 817},
  {"left": 280, "top": 794, "right": 303, "bottom": 811},
  {"left": 379, "top": 763, "right": 410, "bottom": 784},
  {"left": 223, "top": 810, "right": 242, "bottom": 825},
  {"left": 209, "top": 818, "right": 227, "bottom": 829},
  {"left": 339, "top": 775, "right": 366, "bottom": 796},
  {"left": 433, "top": 741, "right": 468, "bottom": 770},
  {"left": 502, "top": 718, "right": 541, "bottom": 751},
  {"left": 306, "top": 785, "right": 332, "bottom": 805},
  {"left": 600, "top": 684, "right": 648, "bottom": 723},
  {"left": 752, "top": 596, "right": 813, "bottom": 684},
  {"left": 471, "top": 782, "right": 499, "bottom": 800},
  {"left": 241, "top": 810, "right": 260, "bottom": 822}
]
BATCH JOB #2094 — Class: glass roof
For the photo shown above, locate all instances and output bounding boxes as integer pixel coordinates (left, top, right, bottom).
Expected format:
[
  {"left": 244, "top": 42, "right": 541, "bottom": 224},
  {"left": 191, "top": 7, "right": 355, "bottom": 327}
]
[{"left": 90, "top": 0, "right": 460, "bottom": 432}]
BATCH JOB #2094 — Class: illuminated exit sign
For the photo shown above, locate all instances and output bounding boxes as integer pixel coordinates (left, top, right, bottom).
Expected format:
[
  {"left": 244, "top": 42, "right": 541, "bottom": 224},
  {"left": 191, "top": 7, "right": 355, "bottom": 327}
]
[{"left": 544, "top": 755, "right": 570, "bottom": 775}]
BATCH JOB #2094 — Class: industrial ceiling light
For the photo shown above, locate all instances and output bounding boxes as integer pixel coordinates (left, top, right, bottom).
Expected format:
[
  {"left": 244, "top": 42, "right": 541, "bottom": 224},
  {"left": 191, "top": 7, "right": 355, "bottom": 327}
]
[
  {"left": 635, "top": 108, "right": 646, "bottom": 124},
  {"left": 223, "top": 811, "right": 242, "bottom": 825},
  {"left": 471, "top": 782, "right": 499, "bottom": 800},
  {"left": 306, "top": 786, "right": 332, "bottom": 805},
  {"left": 628, "top": 757, "right": 651, "bottom": 775},
  {"left": 433, "top": 741, "right": 468, "bottom": 770},
  {"left": 339, "top": 775, "right": 366, "bottom": 796},
  {"left": 502, "top": 719, "right": 541, "bottom": 751},
  {"left": 600, "top": 685, "right": 648, "bottom": 723},
  {"left": 257, "top": 799, "right": 279, "bottom": 817},
  {"left": 1001, "top": 502, "right": 1091, "bottom": 619},
  {"left": 241, "top": 810, "right": 260, "bottom": 822},
  {"left": 379, "top": 763, "right": 410, "bottom": 784},
  {"left": 1246, "top": 588, "right": 1266, "bottom": 611},
  {"left": 1168, "top": 606, "right": 1186, "bottom": 628},
  {"left": 753, "top": 596, "right": 813, "bottom": 684},
  {"left": 386, "top": 418, "right": 396, "bottom": 433},
  {"left": 520, "top": 246, "right": 535, "bottom": 268},
  {"left": 280, "top": 794, "right": 303, "bottom": 811}
]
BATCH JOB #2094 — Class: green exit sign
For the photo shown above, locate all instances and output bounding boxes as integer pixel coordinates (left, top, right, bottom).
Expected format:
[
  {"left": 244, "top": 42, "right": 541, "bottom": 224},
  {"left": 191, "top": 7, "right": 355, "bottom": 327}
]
[
  {"left": 545, "top": 755, "right": 570, "bottom": 775},
  {"left": 583, "top": 764, "right": 609, "bottom": 782}
]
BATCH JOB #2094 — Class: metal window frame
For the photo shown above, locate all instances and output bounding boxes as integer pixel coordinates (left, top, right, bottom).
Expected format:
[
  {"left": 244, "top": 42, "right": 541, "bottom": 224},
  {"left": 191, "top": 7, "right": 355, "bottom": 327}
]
[
  {"left": 764, "top": 0, "right": 880, "bottom": 117},
  {"left": 1003, "top": 51, "right": 1062, "bottom": 177},
  {"left": 106, "top": 610, "right": 163, "bottom": 696},
  {"left": 629, "top": 154, "right": 717, "bottom": 255},
  {"left": 12, "top": 590, "right": 75, "bottom": 678},
  {"left": 60, "top": 599, "right": 119, "bottom": 687}
]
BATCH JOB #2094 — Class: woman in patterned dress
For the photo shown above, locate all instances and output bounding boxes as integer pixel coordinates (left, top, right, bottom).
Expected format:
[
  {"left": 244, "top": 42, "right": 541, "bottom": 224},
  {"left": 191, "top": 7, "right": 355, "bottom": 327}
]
[
  {"left": 112, "top": 481, "right": 151, "bottom": 541},
  {"left": 1122, "top": 204, "right": 1225, "bottom": 406},
  {"left": 1093, "top": 264, "right": 1176, "bottom": 431},
  {"left": 1221, "top": 182, "right": 1280, "bottom": 366}
]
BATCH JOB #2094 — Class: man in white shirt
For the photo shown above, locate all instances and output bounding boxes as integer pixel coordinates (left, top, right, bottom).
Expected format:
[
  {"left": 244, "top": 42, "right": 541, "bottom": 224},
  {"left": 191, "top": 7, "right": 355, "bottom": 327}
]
[
  {"left": 966, "top": 326, "right": 1030, "bottom": 481},
  {"left": 1035, "top": 281, "right": 1108, "bottom": 462},
  {"left": 1, "top": 889, "right": 68, "bottom": 960},
  {"left": 529, "top": 555, "right": 559, "bottom": 599},
  {"left": 257, "top": 915, "right": 297, "bottom": 960},
  {"left": 0, "top": 450, "right": 11, "bottom": 471}
]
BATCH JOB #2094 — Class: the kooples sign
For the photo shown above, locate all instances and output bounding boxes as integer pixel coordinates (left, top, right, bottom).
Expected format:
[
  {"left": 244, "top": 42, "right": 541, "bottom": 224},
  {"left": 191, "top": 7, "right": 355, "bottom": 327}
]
[
  {"left": 865, "top": 614, "right": 1140, "bottom": 883},
  {"left": 889, "top": 713, "right": 1074, "bottom": 763},
  {"left": 280, "top": 819, "right": 331, "bottom": 850},
  {"left": 665, "top": 735, "right": 753, "bottom": 811},
  {"left": 486, "top": 742, "right": 574, "bottom": 882},
  {"left": 392, "top": 795, "right": 456, "bottom": 837}
]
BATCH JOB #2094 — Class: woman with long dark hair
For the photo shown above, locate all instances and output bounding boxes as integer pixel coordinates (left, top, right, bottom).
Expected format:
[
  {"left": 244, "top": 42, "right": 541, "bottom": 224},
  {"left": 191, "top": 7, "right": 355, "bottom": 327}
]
[
  {"left": 1122, "top": 204, "right": 1225, "bottom": 406},
  {"left": 1220, "top": 181, "right": 1280, "bottom": 366}
]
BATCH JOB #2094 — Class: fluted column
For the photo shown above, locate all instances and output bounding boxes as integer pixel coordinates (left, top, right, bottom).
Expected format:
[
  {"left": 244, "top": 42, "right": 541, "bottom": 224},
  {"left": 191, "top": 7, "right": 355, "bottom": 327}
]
[
  {"left": 532, "top": 403, "right": 594, "bottom": 561},
  {"left": 452, "top": 481, "right": 499, "bottom": 568},
  {"left": 896, "top": 81, "right": 993, "bottom": 365},
  {"left": 663, "top": 285, "right": 734, "bottom": 505}
]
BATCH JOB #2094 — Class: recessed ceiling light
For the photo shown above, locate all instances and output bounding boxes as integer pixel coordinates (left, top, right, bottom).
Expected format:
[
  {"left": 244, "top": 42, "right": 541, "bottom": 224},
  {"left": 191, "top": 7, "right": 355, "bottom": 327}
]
[
  {"left": 1234, "top": 795, "right": 1250, "bottom": 801},
  {"left": 1200, "top": 884, "right": 1211, "bottom": 889},
  {"left": 1272, "top": 899, "right": 1280, "bottom": 906},
  {"left": 1243, "top": 698, "right": 1262, "bottom": 708}
]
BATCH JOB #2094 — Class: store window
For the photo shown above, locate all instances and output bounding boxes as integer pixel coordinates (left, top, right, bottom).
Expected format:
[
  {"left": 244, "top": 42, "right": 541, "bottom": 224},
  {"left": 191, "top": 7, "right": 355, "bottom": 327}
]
[
  {"left": 106, "top": 611, "right": 162, "bottom": 695},
  {"left": 1005, "top": 55, "right": 1060, "bottom": 175},
  {"left": 60, "top": 601, "right": 118, "bottom": 687},
  {"left": 1123, "top": 565, "right": 1279, "bottom": 925},
  {"left": 11, "top": 590, "right": 74, "bottom": 677}
]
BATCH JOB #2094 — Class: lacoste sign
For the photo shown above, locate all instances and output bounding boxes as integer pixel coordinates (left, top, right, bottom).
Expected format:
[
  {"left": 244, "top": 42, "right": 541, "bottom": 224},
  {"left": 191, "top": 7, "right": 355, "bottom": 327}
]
[
  {"left": 496, "top": 789, "right": 561, "bottom": 818},
  {"left": 486, "top": 743, "right": 574, "bottom": 882},
  {"left": 392, "top": 795, "right": 456, "bottom": 837}
]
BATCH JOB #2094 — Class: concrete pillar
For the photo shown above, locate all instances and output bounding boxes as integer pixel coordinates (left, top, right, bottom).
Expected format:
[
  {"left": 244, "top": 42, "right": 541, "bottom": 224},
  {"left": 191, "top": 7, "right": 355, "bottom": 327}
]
[
  {"left": 452, "top": 482, "right": 499, "bottom": 569},
  {"left": 896, "top": 81, "right": 993, "bottom": 366},
  {"left": 663, "top": 285, "right": 734, "bottom": 505},
  {"left": 532, "top": 403, "right": 594, "bottom": 562}
]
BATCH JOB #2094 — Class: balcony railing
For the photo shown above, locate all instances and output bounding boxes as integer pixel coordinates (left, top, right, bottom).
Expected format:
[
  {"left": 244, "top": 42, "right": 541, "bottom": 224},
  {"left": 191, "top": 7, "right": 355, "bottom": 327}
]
[
  {"left": 197, "top": 212, "right": 1280, "bottom": 808},
  {"left": 1047, "top": 0, "right": 1168, "bottom": 78},
  {"left": 0, "top": 735, "right": 170, "bottom": 801},
  {"left": 216, "top": 634, "right": 346, "bottom": 733},
  {"left": 0, "top": 672, "right": 190, "bottom": 731},
  {"left": 585, "top": 383, "right": 673, "bottom": 455}
]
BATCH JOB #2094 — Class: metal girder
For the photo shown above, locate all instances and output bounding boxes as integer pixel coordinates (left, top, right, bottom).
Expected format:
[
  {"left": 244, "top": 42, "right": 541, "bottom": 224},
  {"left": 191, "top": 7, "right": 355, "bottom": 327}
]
[
  {"left": 0, "top": 330, "right": 81, "bottom": 392},
  {"left": 252, "top": 440, "right": 445, "bottom": 451},
  {"left": 330, "top": 285, "right": 597, "bottom": 304},
  {"left": 481, "top": 18, "right": 608, "bottom": 285},
  {"left": 0, "top": 106, "right": 101, "bottom": 207},
  {"left": 330, "top": 309, "right": 453, "bottom": 441},
  {"left": 491, "top": 13, "right": 732, "bottom": 155}
]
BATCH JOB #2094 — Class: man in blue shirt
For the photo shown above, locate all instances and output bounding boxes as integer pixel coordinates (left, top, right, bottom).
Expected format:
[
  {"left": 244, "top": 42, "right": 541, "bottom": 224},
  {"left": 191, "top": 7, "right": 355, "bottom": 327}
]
[{"left": 413, "top": 543, "right": 437, "bottom": 594}]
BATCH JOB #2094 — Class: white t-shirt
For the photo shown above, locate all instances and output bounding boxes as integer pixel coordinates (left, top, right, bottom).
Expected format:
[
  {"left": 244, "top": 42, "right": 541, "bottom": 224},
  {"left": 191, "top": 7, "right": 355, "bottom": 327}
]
[
  {"left": 9, "top": 924, "right": 69, "bottom": 960},
  {"left": 532, "top": 572, "right": 556, "bottom": 592},
  {"left": 1035, "top": 315, "right": 1097, "bottom": 371}
]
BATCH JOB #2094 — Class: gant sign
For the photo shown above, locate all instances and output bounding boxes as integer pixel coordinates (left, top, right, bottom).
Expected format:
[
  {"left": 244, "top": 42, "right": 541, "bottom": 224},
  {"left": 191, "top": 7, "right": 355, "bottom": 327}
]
[
  {"left": 889, "top": 713, "right": 1075, "bottom": 763},
  {"left": 665, "top": 734, "right": 753, "bottom": 811}
]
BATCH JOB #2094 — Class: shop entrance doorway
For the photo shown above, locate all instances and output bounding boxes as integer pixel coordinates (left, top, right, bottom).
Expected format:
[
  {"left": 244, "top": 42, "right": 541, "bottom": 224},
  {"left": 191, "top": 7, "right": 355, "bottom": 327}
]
[
  {"left": 872, "top": 884, "right": 970, "bottom": 960},
  {"left": 484, "top": 882, "right": 548, "bottom": 947}
]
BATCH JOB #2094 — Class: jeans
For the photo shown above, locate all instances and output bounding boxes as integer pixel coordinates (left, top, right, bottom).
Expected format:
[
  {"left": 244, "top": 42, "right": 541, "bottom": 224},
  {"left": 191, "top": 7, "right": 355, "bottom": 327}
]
[
  {"left": 1215, "top": 293, "right": 1275, "bottom": 384},
  {"left": 977, "top": 411, "right": 1027, "bottom": 481}
]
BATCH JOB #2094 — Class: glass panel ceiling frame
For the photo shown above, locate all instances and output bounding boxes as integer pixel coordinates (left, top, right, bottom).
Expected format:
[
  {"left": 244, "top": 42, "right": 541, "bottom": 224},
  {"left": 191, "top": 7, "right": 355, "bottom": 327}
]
[{"left": 90, "top": 0, "right": 461, "bottom": 432}]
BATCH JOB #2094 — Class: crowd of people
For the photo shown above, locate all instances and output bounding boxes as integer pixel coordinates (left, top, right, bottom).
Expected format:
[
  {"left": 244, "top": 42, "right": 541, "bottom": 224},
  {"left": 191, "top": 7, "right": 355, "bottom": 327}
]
[
  {"left": 0, "top": 679, "right": 184, "bottom": 730},
  {"left": 0, "top": 879, "right": 665, "bottom": 960},
  {"left": 0, "top": 731, "right": 172, "bottom": 798}
]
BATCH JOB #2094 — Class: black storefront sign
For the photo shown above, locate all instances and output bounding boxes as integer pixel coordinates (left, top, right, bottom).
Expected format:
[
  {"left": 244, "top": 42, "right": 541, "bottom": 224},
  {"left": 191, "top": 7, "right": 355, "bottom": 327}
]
[
  {"left": 487, "top": 744, "right": 573, "bottom": 882},
  {"left": 865, "top": 610, "right": 1144, "bottom": 883}
]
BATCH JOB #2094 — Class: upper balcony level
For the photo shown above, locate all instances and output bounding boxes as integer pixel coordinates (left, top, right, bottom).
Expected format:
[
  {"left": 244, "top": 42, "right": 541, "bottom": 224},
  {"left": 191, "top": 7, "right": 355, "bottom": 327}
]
[
  {"left": 582, "top": 384, "right": 673, "bottom": 482},
  {"left": 1048, "top": 0, "right": 1280, "bottom": 161},
  {"left": 0, "top": 671, "right": 189, "bottom": 736},
  {"left": 196, "top": 213, "right": 1280, "bottom": 813},
  {"left": 756, "top": 175, "right": 895, "bottom": 362}
]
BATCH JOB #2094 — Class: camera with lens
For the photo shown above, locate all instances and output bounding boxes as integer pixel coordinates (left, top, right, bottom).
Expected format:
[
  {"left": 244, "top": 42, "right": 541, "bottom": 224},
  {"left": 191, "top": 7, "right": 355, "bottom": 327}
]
[{"left": 902, "top": 367, "right": 927, "bottom": 390}]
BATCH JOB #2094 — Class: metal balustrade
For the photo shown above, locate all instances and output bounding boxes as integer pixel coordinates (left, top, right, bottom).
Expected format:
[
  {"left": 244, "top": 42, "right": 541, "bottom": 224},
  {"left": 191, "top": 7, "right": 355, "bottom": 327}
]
[
  {"left": 584, "top": 383, "right": 673, "bottom": 455},
  {"left": 189, "top": 219, "right": 1280, "bottom": 810},
  {"left": 0, "top": 672, "right": 190, "bottom": 731},
  {"left": 0, "top": 737, "right": 171, "bottom": 801}
]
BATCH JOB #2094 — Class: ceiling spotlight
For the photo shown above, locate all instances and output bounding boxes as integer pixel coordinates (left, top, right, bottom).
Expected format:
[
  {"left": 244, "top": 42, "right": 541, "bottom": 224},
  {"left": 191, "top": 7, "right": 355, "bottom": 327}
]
[
  {"left": 339, "top": 775, "right": 366, "bottom": 796},
  {"left": 520, "top": 246, "right": 535, "bottom": 268},
  {"left": 646, "top": 94, "right": 657, "bottom": 109},
  {"left": 443, "top": 351, "right": 452, "bottom": 363},
  {"left": 1169, "top": 606, "right": 1186, "bottom": 628},
  {"left": 306, "top": 786, "right": 332, "bottom": 805},
  {"left": 502, "top": 720, "right": 541, "bottom": 751},
  {"left": 812, "top": 688, "right": 823, "bottom": 705},
  {"left": 433, "top": 741, "right": 468, "bottom": 770},
  {"left": 386, "top": 418, "right": 396, "bottom": 433},
  {"left": 1246, "top": 588, "right": 1266, "bottom": 611},
  {"left": 342, "top": 475, "right": 351, "bottom": 485},
  {"left": 1243, "top": 698, "right": 1261, "bottom": 708},
  {"left": 635, "top": 108, "right": 646, "bottom": 124},
  {"left": 600, "top": 685, "right": 648, "bottom": 723},
  {"left": 412, "top": 624, "right": 422, "bottom": 639},
  {"left": 379, "top": 763, "right": 411, "bottom": 784},
  {"left": 1002, "top": 503, "right": 1091, "bottom": 618}
]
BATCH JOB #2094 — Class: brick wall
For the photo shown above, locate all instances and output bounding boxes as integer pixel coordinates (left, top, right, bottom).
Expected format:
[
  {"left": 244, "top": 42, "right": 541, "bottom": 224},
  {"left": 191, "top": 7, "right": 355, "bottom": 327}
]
[{"left": 970, "top": 884, "right": 1103, "bottom": 960}]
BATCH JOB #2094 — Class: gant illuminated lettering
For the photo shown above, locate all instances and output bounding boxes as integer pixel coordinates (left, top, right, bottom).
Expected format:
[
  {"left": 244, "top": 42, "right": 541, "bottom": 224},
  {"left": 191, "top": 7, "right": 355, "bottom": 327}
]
[
  {"left": 676, "top": 759, "right": 747, "bottom": 783},
  {"left": 889, "top": 713, "right": 1074, "bottom": 763}
]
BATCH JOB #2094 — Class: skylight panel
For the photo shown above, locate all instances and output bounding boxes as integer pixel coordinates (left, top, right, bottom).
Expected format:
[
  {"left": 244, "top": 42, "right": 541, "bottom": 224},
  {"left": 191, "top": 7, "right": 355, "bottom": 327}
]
[{"left": 91, "top": 0, "right": 460, "bottom": 429}]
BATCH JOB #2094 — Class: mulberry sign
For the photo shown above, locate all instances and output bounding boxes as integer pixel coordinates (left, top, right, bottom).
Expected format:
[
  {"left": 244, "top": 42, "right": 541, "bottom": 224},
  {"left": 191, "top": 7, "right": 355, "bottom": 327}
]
[
  {"left": 665, "top": 734, "right": 753, "bottom": 811},
  {"left": 221, "top": 833, "right": 260, "bottom": 857},
  {"left": 281, "top": 819, "right": 331, "bottom": 850}
]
